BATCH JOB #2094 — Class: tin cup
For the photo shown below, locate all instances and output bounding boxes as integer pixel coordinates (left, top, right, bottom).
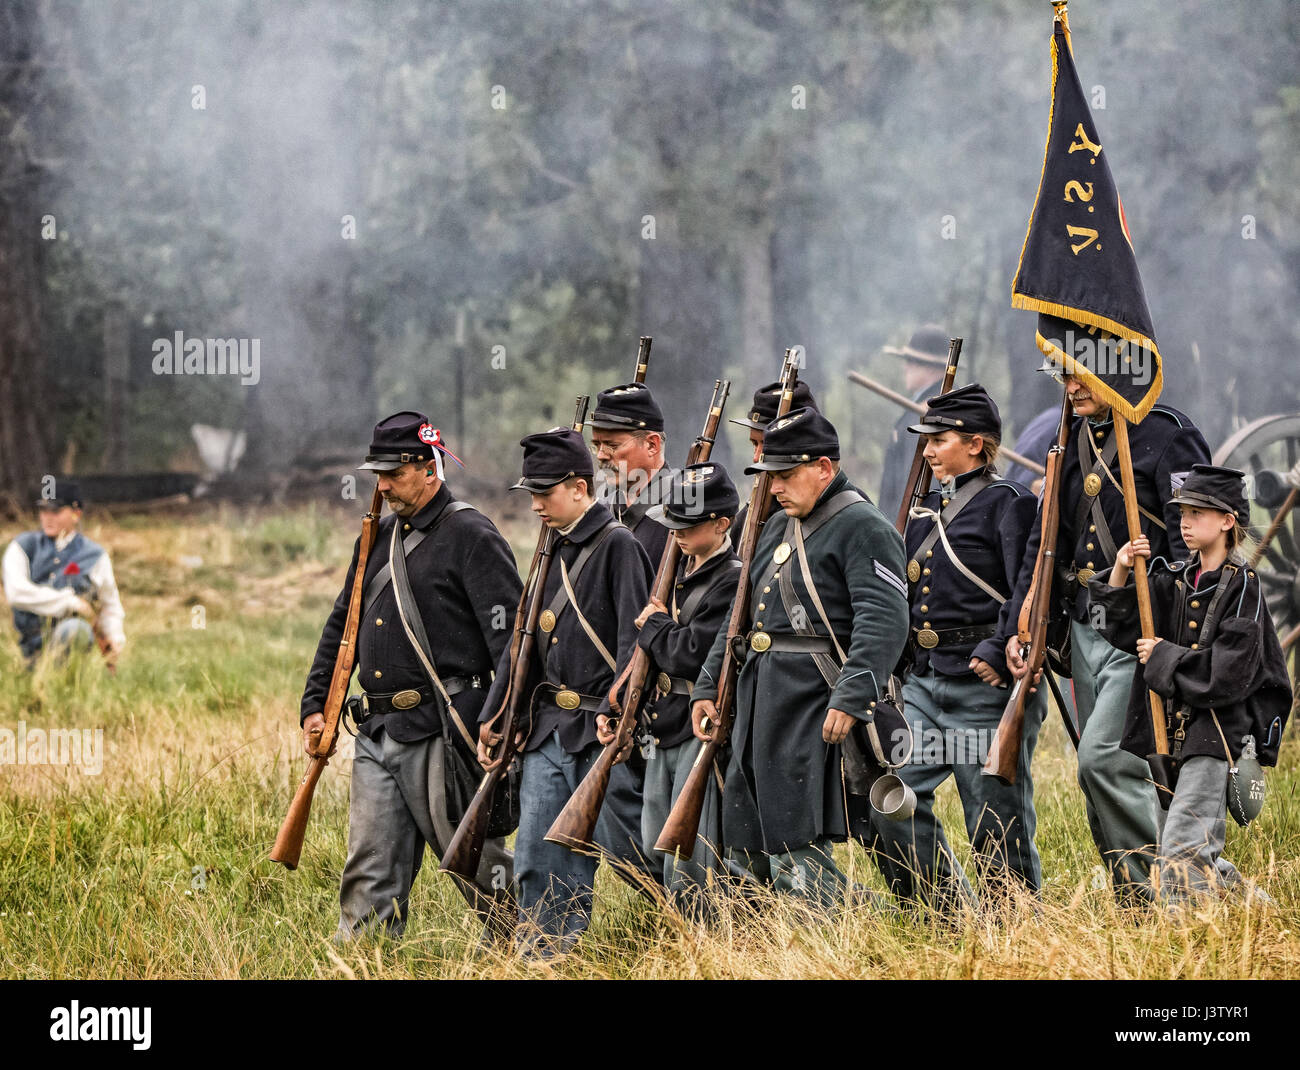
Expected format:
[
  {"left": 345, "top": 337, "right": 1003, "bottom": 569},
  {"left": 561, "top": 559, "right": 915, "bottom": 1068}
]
[{"left": 870, "top": 772, "right": 917, "bottom": 821}]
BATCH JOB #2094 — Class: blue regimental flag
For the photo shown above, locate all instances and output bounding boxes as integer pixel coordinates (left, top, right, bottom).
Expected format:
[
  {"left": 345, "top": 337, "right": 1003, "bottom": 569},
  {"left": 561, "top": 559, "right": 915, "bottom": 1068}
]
[{"left": 1012, "top": 16, "right": 1163, "bottom": 422}]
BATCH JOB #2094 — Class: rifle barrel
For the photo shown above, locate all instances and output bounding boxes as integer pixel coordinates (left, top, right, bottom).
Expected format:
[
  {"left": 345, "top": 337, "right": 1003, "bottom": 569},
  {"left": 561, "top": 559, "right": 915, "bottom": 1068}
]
[{"left": 847, "top": 370, "right": 1046, "bottom": 477}]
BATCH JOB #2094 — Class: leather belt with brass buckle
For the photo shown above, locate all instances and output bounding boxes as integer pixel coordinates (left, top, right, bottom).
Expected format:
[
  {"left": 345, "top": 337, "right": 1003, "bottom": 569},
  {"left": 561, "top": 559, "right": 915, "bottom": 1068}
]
[
  {"left": 745, "top": 632, "right": 835, "bottom": 655},
  {"left": 1074, "top": 567, "right": 1096, "bottom": 585},
  {"left": 655, "top": 672, "right": 693, "bottom": 696},
  {"left": 542, "top": 686, "right": 602, "bottom": 713},
  {"left": 357, "top": 675, "right": 480, "bottom": 719},
  {"left": 913, "top": 624, "right": 997, "bottom": 651}
]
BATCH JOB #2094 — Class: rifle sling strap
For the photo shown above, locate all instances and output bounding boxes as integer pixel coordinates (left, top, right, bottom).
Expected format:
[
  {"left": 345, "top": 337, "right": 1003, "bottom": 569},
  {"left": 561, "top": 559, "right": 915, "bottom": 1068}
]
[
  {"left": 673, "top": 558, "right": 743, "bottom": 626},
  {"left": 776, "top": 490, "right": 864, "bottom": 689},
  {"left": 387, "top": 503, "right": 478, "bottom": 749},
  {"left": 904, "top": 473, "right": 993, "bottom": 582},
  {"left": 361, "top": 501, "right": 474, "bottom": 619},
  {"left": 1072, "top": 423, "right": 1166, "bottom": 572},
  {"left": 542, "top": 520, "right": 619, "bottom": 672}
]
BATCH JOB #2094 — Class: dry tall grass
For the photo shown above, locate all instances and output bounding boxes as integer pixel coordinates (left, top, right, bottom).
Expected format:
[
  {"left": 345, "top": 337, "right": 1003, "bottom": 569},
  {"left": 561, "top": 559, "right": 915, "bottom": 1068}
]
[{"left": 0, "top": 504, "right": 1296, "bottom": 979}]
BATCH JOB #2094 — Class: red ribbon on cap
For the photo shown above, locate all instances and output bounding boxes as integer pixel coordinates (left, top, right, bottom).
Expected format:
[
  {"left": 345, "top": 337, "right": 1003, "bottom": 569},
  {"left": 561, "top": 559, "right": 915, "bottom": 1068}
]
[{"left": 417, "top": 424, "right": 464, "bottom": 468}]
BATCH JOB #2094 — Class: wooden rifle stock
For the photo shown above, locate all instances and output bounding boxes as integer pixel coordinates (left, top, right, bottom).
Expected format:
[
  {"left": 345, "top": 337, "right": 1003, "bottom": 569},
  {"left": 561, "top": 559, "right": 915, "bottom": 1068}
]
[
  {"left": 546, "top": 379, "right": 732, "bottom": 852},
  {"left": 439, "top": 395, "right": 590, "bottom": 880},
  {"left": 655, "top": 349, "right": 801, "bottom": 856},
  {"left": 272, "top": 484, "right": 385, "bottom": 868},
  {"left": 894, "top": 338, "right": 962, "bottom": 533},
  {"left": 983, "top": 390, "right": 1072, "bottom": 784}
]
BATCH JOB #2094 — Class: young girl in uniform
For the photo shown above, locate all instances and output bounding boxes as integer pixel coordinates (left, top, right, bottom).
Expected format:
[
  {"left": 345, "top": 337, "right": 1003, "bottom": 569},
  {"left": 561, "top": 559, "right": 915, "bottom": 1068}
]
[{"left": 1089, "top": 464, "right": 1291, "bottom": 903}]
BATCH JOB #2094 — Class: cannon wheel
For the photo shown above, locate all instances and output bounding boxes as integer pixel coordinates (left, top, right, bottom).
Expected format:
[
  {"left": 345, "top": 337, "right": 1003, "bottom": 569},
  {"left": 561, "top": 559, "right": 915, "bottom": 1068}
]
[{"left": 1213, "top": 413, "right": 1300, "bottom": 662}]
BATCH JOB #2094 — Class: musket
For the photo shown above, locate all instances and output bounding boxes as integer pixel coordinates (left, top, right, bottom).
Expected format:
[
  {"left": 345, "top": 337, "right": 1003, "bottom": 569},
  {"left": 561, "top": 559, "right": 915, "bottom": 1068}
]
[
  {"left": 983, "top": 389, "right": 1072, "bottom": 784},
  {"left": 81, "top": 588, "right": 118, "bottom": 675},
  {"left": 271, "top": 483, "right": 385, "bottom": 868},
  {"left": 546, "top": 378, "right": 731, "bottom": 853},
  {"left": 846, "top": 370, "right": 1045, "bottom": 478},
  {"left": 894, "top": 338, "right": 962, "bottom": 533},
  {"left": 633, "top": 336, "right": 653, "bottom": 384},
  {"left": 440, "top": 395, "right": 592, "bottom": 881},
  {"left": 654, "top": 347, "right": 801, "bottom": 856}
]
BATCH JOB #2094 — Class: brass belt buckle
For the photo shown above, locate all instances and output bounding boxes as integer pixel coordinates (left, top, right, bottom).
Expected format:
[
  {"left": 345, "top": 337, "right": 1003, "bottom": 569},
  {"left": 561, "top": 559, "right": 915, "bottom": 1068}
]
[
  {"left": 555, "top": 689, "right": 582, "bottom": 710},
  {"left": 915, "top": 627, "right": 939, "bottom": 649},
  {"left": 656, "top": 672, "right": 672, "bottom": 693},
  {"left": 1076, "top": 568, "right": 1096, "bottom": 585},
  {"left": 390, "top": 689, "right": 422, "bottom": 710},
  {"left": 750, "top": 631, "right": 772, "bottom": 653}
]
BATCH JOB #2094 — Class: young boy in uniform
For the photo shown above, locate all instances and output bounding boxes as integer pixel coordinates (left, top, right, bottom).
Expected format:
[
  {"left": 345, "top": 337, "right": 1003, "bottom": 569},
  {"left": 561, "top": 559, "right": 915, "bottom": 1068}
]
[{"left": 598, "top": 462, "right": 742, "bottom": 910}]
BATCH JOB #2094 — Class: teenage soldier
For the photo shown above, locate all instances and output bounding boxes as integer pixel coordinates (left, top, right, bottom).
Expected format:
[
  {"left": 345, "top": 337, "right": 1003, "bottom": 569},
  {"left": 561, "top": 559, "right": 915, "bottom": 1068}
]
[
  {"left": 692, "top": 408, "right": 910, "bottom": 908},
  {"left": 588, "top": 383, "right": 675, "bottom": 563},
  {"left": 1002, "top": 374, "right": 1210, "bottom": 899},
  {"left": 727, "top": 378, "right": 821, "bottom": 549},
  {"left": 878, "top": 324, "right": 949, "bottom": 516},
  {"left": 4, "top": 480, "right": 125, "bottom": 668},
  {"left": 868, "top": 385, "right": 1046, "bottom": 911},
  {"left": 479, "top": 426, "right": 653, "bottom": 958},
  {"left": 598, "top": 462, "right": 742, "bottom": 908},
  {"left": 299, "top": 411, "right": 521, "bottom": 941}
]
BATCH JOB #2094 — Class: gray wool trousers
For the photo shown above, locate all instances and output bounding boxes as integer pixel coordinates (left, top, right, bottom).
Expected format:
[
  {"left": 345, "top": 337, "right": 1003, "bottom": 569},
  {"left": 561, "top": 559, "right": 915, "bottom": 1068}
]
[
  {"left": 1156, "top": 754, "right": 1241, "bottom": 902},
  {"left": 337, "top": 726, "right": 514, "bottom": 941}
]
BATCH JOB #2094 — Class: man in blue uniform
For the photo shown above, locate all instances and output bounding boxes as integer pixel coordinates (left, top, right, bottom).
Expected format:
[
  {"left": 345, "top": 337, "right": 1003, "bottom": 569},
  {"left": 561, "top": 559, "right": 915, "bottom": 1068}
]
[
  {"left": 1003, "top": 374, "right": 1210, "bottom": 898},
  {"left": 479, "top": 426, "right": 653, "bottom": 957},
  {"left": 300, "top": 411, "right": 522, "bottom": 942},
  {"left": 727, "top": 378, "right": 821, "bottom": 549},
  {"left": 589, "top": 382, "right": 675, "bottom": 564},
  {"left": 692, "top": 409, "right": 910, "bottom": 908},
  {"left": 4, "top": 481, "right": 125, "bottom": 667},
  {"left": 604, "top": 461, "right": 742, "bottom": 907},
  {"left": 868, "top": 385, "right": 1045, "bottom": 911}
]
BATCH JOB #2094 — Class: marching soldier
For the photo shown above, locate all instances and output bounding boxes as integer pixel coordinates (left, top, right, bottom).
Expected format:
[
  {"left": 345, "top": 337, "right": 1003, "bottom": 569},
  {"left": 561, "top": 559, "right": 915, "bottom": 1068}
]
[
  {"left": 868, "top": 385, "right": 1046, "bottom": 911},
  {"left": 589, "top": 382, "right": 675, "bottom": 563},
  {"left": 3, "top": 480, "right": 125, "bottom": 668},
  {"left": 727, "top": 378, "right": 821, "bottom": 549},
  {"left": 479, "top": 426, "right": 653, "bottom": 958},
  {"left": 878, "top": 324, "right": 949, "bottom": 516},
  {"left": 692, "top": 408, "right": 910, "bottom": 908},
  {"left": 1089, "top": 465, "right": 1291, "bottom": 904},
  {"left": 599, "top": 462, "right": 742, "bottom": 908},
  {"left": 1003, "top": 374, "right": 1210, "bottom": 898},
  {"left": 299, "top": 411, "right": 521, "bottom": 942}
]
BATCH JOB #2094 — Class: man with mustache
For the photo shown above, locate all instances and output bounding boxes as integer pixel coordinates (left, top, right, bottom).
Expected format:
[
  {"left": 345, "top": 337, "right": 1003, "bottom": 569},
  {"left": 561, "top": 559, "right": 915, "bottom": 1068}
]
[
  {"left": 300, "top": 411, "right": 521, "bottom": 943},
  {"left": 1001, "top": 374, "right": 1209, "bottom": 900},
  {"left": 588, "top": 382, "right": 675, "bottom": 564}
]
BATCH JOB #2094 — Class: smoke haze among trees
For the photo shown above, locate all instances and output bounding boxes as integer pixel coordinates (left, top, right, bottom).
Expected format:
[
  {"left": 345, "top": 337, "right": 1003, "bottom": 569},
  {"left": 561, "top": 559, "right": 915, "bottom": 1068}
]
[{"left": 1, "top": 0, "right": 1296, "bottom": 499}]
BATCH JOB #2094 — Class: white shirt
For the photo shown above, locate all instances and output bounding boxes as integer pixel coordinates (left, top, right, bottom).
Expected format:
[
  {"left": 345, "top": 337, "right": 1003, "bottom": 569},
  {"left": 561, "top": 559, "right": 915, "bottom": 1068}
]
[{"left": 2, "top": 532, "right": 126, "bottom": 647}]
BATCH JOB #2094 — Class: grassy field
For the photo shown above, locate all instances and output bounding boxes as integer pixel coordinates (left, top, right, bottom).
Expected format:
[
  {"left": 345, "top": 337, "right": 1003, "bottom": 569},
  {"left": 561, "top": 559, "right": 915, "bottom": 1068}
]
[{"left": 1, "top": 503, "right": 1298, "bottom": 979}]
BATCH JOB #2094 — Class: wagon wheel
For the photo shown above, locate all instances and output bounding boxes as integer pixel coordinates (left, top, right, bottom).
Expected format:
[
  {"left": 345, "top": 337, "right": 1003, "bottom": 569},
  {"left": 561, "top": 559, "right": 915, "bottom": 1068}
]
[{"left": 1213, "top": 413, "right": 1300, "bottom": 663}]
